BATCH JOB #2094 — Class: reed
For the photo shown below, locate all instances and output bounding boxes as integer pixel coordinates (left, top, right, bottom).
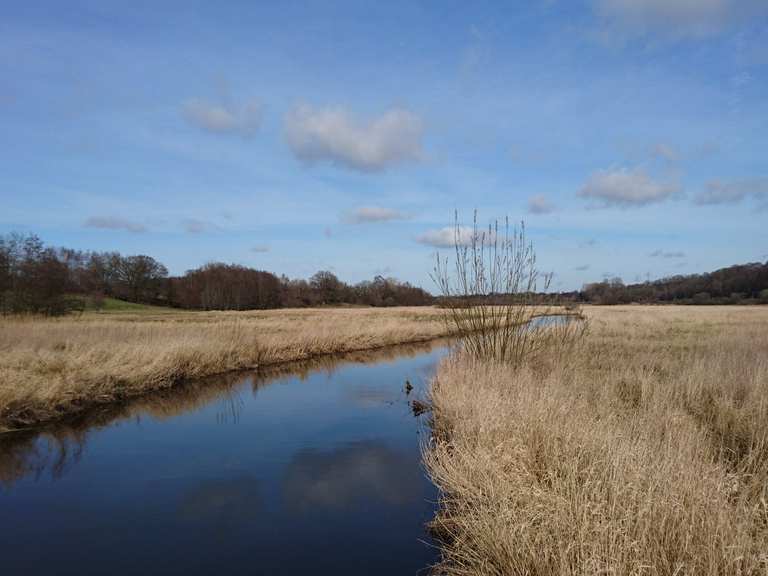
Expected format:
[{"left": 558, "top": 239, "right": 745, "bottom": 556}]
[
  {"left": 425, "top": 305, "right": 768, "bottom": 575},
  {"left": 0, "top": 306, "right": 452, "bottom": 431}
]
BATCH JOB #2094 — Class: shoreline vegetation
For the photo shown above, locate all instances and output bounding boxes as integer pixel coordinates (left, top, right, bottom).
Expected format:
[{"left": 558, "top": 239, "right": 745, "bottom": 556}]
[
  {"left": 0, "top": 337, "right": 449, "bottom": 488},
  {"left": 425, "top": 305, "right": 768, "bottom": 574},
  {"left": 0, "top": 305, "right": 572, "bottom": 432},
  {"left": 3, "top": 302, "right": 767, "bottom": 573},
  {"left": 0, "top": 306, "right": 452, "bottom": 431}
]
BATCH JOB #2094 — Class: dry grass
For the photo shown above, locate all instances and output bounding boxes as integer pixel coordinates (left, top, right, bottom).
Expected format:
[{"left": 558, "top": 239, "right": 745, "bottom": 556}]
[
  {"left": 0, "top": 306, "right": 453, "bottom": 431},
  {"left": 426, "top": 305, "right": 768, "bottom": 575},
  {"left": 0, "top": 336, "right": 450, "bottom": 488}
]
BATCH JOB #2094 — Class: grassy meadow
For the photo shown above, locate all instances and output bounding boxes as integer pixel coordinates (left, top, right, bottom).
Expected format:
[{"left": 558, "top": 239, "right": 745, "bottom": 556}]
[
  {"left": 0, "top": 305, "right": 454, "bottom": 431},
  {"left": 425, "top": 305, "right": 768, "bottom": 575}
]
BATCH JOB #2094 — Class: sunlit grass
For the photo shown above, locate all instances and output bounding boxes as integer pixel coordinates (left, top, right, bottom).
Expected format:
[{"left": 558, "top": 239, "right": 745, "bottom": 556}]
[
  {"left": 0, "top": 306, "right": 455, "bottom": 430},
  {"left": 425, "top": 305, "right": 768, "bottom": 575}
]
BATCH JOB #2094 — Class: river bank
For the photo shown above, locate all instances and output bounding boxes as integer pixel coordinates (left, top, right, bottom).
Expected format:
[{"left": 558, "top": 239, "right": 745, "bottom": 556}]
[
  {"left": 0, "top": 333, "right": 445, "bottom": 574},
  {"left": 0, "top": 306, "right": 457, "bottom": 431},
  {"left": 425, "top": 305, "right": 768, "bottom": 574}
]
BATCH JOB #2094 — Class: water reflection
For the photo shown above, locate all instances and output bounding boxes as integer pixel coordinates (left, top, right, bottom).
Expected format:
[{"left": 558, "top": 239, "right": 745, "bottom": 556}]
[
  {"left": 0, "top": 337, "right": 448, "bottom": 488},
  {"left": 346, "top": 385, "right": 400, "bottom": 408},
  {"left": 283, "top": 441, "right": 421, "bottom": 511},
  {"left": 1, "top": 337, "right": 446, "bottom": 576},
  {"left": 0, "top": 430, "right": 85, "bottom": 487},
  {"left": 178, "top": 476, "right": 263, "bottom": 523}
]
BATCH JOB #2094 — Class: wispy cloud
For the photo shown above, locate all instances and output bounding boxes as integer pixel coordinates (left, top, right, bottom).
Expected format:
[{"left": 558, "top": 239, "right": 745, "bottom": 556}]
[
  {"left": 416, "top": 226, "right": 488, "bottom": 248},
  {"left": 527, "top": 194, "right": 556, "bottom": 215},
  {"left": 573, "top": 264, "right": 591, "bottom": 271},
  {"left": 83, "top": 216, "right": 146, "bottom": 233},
  {"left": 693, "top": 178, "right": 768, "bottom": 207},
  {"left": 650, "top": 142, "right": 679, "bottom": 162},
  {"left": 182, "top": 97, "right": 262, "bottom": 137},
  {"left": 578, "top": 167, "right": 681, "bottom": 208},
  {"left": 182, "top": 218, "right": 219, "bottom": 234},
  {"left": 649, "top": 249, "right": 686, "bottom": 258},
  {"left": 342, "top": 206, "right": 410, "bottom": 224},
  {"left": 593, "top": 0, "right": 766, "bottom": 40},
  {"left": 284, "top": 104, "right": 423, "bottom": 172},
  {"left": 251, "top": 244, "right": 270, "bottom": 253}
]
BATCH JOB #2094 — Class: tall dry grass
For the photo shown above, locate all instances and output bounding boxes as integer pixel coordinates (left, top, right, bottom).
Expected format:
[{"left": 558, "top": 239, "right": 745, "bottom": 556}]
[
  {"left": 0, "top": 306, "right": 451, "bottom": 430},
  {"left": 426, "top": 305, "right": 768, "bottom": 575},
  {"left": 0, "top": 337, "right": 450, "bottom": 488}
]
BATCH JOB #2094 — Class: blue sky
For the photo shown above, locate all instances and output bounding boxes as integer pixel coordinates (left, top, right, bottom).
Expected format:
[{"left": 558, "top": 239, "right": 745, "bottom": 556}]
[{"left": 1, "top": 0, "right": 766, "bottom": 291}]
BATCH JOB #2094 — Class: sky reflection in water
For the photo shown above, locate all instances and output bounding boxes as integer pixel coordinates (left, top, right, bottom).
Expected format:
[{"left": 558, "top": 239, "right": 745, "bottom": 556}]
[{"left": 0, "top": 340, "right": 449, "bottom": 576}]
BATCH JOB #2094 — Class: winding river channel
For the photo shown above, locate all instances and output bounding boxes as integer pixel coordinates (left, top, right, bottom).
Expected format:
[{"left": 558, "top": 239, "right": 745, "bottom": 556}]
[{"left": 0, "top": 340, "right": 451, "bottom": 575}]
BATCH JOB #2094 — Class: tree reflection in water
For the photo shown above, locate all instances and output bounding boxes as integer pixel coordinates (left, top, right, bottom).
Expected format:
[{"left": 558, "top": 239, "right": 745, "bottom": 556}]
[{"left": 0, "top": 338, "right": 450, "bottom": 488}]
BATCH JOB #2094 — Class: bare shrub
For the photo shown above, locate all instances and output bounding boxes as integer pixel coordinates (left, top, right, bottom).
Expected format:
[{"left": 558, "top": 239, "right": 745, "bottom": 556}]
[{"left": 432, "top": 211, "right": 585, "bottom": 365}]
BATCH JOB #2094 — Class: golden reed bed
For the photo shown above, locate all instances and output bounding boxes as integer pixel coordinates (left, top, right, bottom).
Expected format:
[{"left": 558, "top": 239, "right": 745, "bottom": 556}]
[
  {"left": 0, "top": 306, "right": 452, "bottom": 431},
  {"left": 425, "top": 305, "right": 768, "bottom": 575}
]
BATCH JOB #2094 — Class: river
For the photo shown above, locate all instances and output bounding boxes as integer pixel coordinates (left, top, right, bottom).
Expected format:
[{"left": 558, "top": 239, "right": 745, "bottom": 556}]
[{"left": 0, "top": 340, "right": 451, "bottom": 575}]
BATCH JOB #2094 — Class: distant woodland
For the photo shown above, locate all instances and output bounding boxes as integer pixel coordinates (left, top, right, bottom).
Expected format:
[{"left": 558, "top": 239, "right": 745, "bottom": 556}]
[
  {"left": 0, "top": 233, "right": 432, "bottom": 315},
  {"left": 1, "top": 232, "right": 766, "bottom": 315},
  {"left": 572, "top": 262, "right": 768, "bottom": 305}
]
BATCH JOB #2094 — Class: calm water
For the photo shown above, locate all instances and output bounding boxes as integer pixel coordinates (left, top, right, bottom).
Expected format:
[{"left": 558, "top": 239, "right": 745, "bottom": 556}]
[{"left": 0, "top": 341, "right": 450, "bottom": 576}]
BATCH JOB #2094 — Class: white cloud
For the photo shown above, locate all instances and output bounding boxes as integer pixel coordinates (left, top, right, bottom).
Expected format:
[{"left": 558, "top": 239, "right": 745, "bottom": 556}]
[
  {"left": 83, "top": 216, "right": 146, "bottom": 233},
  {"left": 416, "top": 226, "right": 490, "bottom": 248},
  {"left": 284, "top": 104, "right": 423, "bottom": 172},
  {"left": 342, "top": 206, "right": 410, "bottom": 224},
  {"left": 694, "top": 178, "right": 768, "bottom": 206},
  {"left": 182, "top": 97, "right": 262, "bottom": 137},
  {"left": 578, "top": 167, "right": 681, "bottom": 208},
  {"left": 594, "top": 0, "right": 765, "bottom": 38},
  {"left": 527, "top": 194, "right": 556, "bottom": 214}
]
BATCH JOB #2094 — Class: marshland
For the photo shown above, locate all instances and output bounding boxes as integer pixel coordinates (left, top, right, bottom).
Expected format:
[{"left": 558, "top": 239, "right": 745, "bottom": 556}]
[
  {"left": 2, "top": 303, "right": 767, "bottom": 575},
  {"left": 426, "top": 305, "right": 768, "bottom": 575},
  {"left": 0, "top": 306, "right": 453, "bottom": 430},
  {"left": 3, "top": 222, "right": 766, "bottom": 576},
  {"left": 4, "top": 2, "right": 768, "bottom": 575}
]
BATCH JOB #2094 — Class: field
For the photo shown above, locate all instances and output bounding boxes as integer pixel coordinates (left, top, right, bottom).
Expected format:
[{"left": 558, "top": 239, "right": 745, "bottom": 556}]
[
  {"left": 3, "top": 304, "right": 766, "bottom": 574},
  {"left": 0, "top": 306, "right": 453, "bottom": 431},
  {"left": 426, "top": 305, "right": 768, "bottom": 575}
]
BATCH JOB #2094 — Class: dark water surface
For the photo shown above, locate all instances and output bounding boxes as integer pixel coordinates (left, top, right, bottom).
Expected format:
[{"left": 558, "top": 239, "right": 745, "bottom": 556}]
[{"left": 0, "top": 341, "right": 450, "bottom": 576}]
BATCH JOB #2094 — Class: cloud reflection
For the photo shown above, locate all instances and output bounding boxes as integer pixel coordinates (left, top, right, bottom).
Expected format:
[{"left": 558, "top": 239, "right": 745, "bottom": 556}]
[
  {"left": 282, "top": 441, "right": 422, "bottom": 511},
  {"left": 177, "top": 476, "right": 262, "bottom": 523}
]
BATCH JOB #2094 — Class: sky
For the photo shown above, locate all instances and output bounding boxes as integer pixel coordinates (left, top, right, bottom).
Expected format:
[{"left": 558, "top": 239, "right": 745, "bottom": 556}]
[{"left": 1, "top": 0, "right": 767, "bottom": 291}]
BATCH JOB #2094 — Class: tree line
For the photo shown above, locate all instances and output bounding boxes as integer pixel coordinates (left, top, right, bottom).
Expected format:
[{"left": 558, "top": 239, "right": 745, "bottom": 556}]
[
  {"left": 573, "top": 262, "right": 768, "bottom": 305},
  {"left": 4, "top": 231, "right": 765, "bottom": 315},
  {"left": 0, "top": 232, "right": 433, "bottom": 315}
]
